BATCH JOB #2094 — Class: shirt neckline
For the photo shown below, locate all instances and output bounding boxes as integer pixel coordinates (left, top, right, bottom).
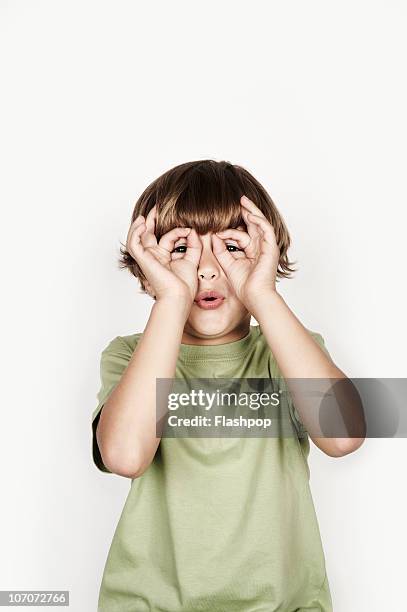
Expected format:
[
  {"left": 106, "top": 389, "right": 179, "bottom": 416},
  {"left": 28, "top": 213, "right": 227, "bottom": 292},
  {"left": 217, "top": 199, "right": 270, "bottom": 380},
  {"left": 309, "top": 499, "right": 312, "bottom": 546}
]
[{"left": 177, "top": 324, "right": 260, "bottom": 362}]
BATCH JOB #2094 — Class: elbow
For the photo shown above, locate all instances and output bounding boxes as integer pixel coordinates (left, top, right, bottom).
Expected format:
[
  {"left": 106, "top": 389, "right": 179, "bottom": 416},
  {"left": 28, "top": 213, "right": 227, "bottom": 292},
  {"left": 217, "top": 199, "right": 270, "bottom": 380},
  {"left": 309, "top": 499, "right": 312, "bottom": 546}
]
[
  {"left": 328, "top": 436, "right": 366, "bottom": 458},
  {"left": 102, "top": 448, "right": 148, "bottom": 479},
  {"left": 98, "top": 437, "right": 149, "bottom": 479},
  {"left": 114, "top": 464, "right": 146, "bottom": 480},
  {"left": 96, "top": 419, "right": 149, "bottom": 479}
]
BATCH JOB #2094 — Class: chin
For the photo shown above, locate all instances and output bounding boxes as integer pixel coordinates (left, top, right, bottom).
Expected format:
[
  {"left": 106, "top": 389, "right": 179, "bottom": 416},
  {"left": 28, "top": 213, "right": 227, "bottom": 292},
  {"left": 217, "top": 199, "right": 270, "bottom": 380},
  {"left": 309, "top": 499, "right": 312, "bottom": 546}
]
[
  {"left": 186, "top": 310, "right": 248, "bottom": 339},
  {"left": 186, "top": 318, "right": 230, "bottom": 339}
]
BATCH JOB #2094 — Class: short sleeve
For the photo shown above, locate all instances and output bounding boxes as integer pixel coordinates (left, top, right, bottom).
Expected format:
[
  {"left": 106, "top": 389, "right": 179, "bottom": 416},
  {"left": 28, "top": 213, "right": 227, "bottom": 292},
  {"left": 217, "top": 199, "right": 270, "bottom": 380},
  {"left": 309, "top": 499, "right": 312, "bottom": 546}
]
[
  {"left": 289, "top": 331, "right": 332, "bottom": 435},
  {"left": 310, "top": 331, "right": 331, "bottom": 359},
  {"left": 91, "top": 336, "right": 134, "bottom": 473}
]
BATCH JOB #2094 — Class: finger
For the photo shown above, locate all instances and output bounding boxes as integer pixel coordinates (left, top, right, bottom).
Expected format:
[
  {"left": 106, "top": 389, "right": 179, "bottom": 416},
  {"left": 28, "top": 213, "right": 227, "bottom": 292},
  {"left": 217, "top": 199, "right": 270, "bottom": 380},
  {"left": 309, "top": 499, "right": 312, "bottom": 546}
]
[
  {"left": 127, "top": 217, "right": 161, "bottom": 277},
  {"left": 126, "top": 214, "right": 145, "bottom": 243},
  {"left": 128, "top": 221, "right": 148, "bottom": 258},
  {"left": 238, "top": 208, "right": 263, "bottom": 258},
  {"left": 138, "top": 206, "right": 157, "bottom": 249},
  {"left": 215, "top": 228, "right": 251, "bottom": 250},
  {"left": 246, "top": 213, "right": 278, "bottom": 251},
  {"left": 141, "top": 206, "right": 157, "bottom": 248},
  {"left": 240, "top": 195, "right": 266, "bottom": 218},
  {"left": 240, "top": 203, "right": 263, "bottom": 238},
  {"left": 211, "top": 233, "right": 237, "bottom": 271},
  {"left": 132, "top": 214, "right": 145, "bottom": 227},
  {"left": 127, "top": 216, "right": 144, "bottom": 247},
  {"left": 217, "top": 225, "right": 261, "bottom": 261},
  {"left": 159, "top": 227, "right": 192, "bottom": 251},
  {"left": 183, "top": 228, "right": 203, "bottom": 266},
  {"left": 130, "top": 222, "right": 172, "bottom": 277},
  {"left": 144, "top": 205, "right": 157, "bottom": 234},
  {"left": 240, "top": 196, "right": 268, "bottom": 240}
]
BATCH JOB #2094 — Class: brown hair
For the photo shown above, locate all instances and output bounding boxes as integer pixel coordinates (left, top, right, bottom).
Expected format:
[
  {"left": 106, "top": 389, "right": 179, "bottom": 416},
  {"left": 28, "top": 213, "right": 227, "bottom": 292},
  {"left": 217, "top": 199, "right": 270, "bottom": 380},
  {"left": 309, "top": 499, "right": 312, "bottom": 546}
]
[{"left": 118, "top": 159, "right": 297, "bottom": 292}]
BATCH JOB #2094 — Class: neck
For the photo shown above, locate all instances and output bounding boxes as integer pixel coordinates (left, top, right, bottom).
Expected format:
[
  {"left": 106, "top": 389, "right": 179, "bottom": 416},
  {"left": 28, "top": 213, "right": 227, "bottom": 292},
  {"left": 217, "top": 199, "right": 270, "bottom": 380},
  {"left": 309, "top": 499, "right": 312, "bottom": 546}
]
[{"left": 181, "top": 316, "right": 251, "bottom": 346}]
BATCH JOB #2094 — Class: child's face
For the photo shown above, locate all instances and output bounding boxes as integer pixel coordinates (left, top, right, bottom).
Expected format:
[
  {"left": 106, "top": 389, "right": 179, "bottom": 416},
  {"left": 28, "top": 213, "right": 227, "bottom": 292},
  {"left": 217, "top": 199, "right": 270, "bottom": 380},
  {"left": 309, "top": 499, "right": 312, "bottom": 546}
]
[{"left": 179, "top": 225, "right": 251, "bottom": 341}]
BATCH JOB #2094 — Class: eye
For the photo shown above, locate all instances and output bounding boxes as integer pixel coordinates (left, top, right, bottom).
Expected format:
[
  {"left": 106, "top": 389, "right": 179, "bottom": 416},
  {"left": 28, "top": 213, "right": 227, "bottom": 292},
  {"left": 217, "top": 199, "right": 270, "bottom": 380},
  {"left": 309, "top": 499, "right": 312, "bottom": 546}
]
[
  {"left": 172, "top": 245, "right": 187, "bottom": 253},
  {"left": 171, "top": 243, "right": 244, "bottom": 254},
  {"left": 226, "top": 243, "right": 244, "bottom": 252}
]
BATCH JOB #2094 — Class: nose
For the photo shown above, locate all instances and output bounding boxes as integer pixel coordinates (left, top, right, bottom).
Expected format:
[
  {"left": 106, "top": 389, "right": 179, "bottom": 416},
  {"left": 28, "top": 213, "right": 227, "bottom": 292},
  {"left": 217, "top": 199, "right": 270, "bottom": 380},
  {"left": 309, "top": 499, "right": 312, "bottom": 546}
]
[
  {"left": 199, "top": 271, "right": 217, "bottom": 280},
  {"left": 197, "top": 235, "right": 221, "bottom": 281}
]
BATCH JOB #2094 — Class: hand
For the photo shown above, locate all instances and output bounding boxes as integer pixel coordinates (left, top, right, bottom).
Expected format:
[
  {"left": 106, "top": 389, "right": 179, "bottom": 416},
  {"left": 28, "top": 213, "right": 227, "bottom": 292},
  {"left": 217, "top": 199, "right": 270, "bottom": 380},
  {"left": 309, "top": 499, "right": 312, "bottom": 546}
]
[
  {"left": 126, "top": 205, "right": 202, "bottom": 304},
  {"left": 211, "top": 195, "right": 280, "bottom": 308}
]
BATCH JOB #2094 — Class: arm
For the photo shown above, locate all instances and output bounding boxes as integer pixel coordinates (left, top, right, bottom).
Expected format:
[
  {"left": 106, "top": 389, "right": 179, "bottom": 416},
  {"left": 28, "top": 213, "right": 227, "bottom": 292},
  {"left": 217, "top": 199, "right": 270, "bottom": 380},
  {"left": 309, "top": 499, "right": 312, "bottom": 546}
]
[
  {"left": 212, "top": 195, "right": 366, "bottom": 459},
  {"left": 96, "top": 298, "right": 190, "bottom": 478},
  {"left": 96, "top": 204, "right": 201, "bottom": 479},
  {"left": 248, "top": 290, "right": 366, "bottom": 458}
]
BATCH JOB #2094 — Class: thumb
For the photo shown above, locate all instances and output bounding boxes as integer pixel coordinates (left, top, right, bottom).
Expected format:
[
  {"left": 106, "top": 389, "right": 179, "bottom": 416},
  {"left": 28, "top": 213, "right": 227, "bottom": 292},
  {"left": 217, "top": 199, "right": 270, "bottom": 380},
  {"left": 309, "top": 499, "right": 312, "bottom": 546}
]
[{"left": 211, "top": 233, "right": 235, "bottom": 272}]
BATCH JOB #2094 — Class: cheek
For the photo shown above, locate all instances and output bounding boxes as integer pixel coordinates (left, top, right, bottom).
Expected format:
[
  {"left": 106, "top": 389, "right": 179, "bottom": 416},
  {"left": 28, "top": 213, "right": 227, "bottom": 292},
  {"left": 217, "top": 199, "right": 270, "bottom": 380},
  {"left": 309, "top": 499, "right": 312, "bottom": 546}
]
[{"left": 225, "top": 292, "right": 247, "bottom": 311}]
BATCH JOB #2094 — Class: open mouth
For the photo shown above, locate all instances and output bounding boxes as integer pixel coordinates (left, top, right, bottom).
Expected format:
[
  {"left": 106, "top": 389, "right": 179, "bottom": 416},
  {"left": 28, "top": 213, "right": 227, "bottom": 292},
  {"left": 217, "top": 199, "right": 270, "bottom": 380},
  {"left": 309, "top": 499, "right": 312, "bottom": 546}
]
[{"left": 194, "top": 292, "right": 225, "bottom": 310}]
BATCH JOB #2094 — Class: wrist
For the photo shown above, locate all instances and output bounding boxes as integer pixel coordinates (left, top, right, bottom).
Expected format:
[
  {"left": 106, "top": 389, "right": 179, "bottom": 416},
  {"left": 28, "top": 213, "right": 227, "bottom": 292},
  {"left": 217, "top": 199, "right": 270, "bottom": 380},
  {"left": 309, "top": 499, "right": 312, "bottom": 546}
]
[
  {"left": 154, "top": 296, "right": 193, "bottom": 321},
  {"left": 243, "top": 289, "right": 283, "bottom": 316}
]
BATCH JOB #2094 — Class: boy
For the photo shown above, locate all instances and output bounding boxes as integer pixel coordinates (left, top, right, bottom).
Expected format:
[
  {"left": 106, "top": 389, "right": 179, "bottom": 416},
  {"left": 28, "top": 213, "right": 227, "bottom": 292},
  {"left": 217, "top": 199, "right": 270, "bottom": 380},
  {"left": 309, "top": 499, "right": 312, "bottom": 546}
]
[{"left": 92, "top": 160, "right": 364, "bottom": 611}]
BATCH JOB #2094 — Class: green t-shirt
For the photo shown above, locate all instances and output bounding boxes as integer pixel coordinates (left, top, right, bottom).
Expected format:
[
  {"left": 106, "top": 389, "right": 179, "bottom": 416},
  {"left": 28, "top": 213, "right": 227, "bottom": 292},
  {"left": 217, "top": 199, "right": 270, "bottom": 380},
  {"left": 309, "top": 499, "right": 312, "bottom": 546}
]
[{"left": 92, "top": 324, "right": 333, "bottom": 612}]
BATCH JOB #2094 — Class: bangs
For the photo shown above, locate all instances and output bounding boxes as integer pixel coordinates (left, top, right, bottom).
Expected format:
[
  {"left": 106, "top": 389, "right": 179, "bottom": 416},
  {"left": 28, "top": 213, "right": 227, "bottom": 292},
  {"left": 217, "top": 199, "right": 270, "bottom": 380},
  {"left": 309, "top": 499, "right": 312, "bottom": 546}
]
[{"left": 154, "top": 164, "right": 246, "bottom": 239}]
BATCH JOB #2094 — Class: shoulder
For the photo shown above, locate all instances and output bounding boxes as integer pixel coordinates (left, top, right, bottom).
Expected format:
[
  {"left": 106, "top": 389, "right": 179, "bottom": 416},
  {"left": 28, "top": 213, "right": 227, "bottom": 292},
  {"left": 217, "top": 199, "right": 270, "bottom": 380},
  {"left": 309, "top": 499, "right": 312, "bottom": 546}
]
[
  {"left": 110, "top": 332, "right": 142, "bottom": 353},
  {"left": 255, "top": 324, "right": 330, "bottom": 361},
  {"left": 100, "top": 332, "right": 143, "bottom": 363}
]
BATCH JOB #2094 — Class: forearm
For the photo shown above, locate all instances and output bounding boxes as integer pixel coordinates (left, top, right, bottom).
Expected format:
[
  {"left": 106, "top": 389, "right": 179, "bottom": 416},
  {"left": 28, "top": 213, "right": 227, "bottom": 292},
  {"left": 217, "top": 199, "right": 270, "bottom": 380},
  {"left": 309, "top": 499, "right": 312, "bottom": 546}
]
[
  {"left": 248, "top": 291, "right": 343, "bottom": 379},
  {"left": 248, "top": 291, "right": 365, "bottom": 456},
  {"left": 97, "top": 298, "right": 191, "bottom": 477}
]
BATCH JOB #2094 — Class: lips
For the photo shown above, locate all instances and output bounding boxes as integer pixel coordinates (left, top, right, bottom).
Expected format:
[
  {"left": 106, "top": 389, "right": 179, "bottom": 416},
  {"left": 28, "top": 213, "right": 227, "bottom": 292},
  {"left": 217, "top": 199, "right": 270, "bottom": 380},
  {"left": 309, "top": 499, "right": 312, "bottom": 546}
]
[
  {"left": 194, "top": 290, "right": 225, "bottom": 310},
  {"left": 195, "top": 290, "right": 224, "bottom": 301}
]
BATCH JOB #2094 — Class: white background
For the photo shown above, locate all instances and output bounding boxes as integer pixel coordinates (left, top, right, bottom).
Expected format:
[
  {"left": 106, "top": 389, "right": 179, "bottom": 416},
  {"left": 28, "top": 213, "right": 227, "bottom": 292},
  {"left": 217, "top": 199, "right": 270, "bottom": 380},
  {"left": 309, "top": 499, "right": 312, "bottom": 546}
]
[{"left": 1, "top": 1, "right": 406, "bottom": 611}]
